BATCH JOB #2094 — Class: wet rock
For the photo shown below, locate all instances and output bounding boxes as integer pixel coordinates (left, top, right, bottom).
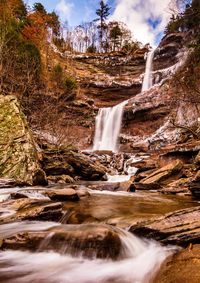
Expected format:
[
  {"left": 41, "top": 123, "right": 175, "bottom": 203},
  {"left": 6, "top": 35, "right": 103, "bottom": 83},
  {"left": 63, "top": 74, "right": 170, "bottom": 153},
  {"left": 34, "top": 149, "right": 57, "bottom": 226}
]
[
  {"left": 154, "top": 245, "right": 200, "bottom": 283},
  {"left": 0, "top": 95, "right": 47, "bottom": 186},
  {"left": 76, "top": 188, "right": 90, "bottom": 197},
  {"left": 0, "top": 199, "right": 63, "bottom": 223},
  {"left": 1, "top": 224, "right": 122, "bottom": 260},
  {"left": 46, "top": 189, "right": 79, "bottom": 201},
  {"left": 0, "top": 178, "right": 17, "bottom": 188},
  {"left": 133, "top": 182, "right": 161, "bottom": 190},
  {"left": 47, "top": 175, "right": 74, "bottom": 184},
  {"left": 129, "top": 206, "right": 200, "bottom": 246},
  {"left": 139, "top": 160, "right": 183, "bottom": 186},
  {"left": 159, "top": 178, "right": 191, "bottom": 195}
]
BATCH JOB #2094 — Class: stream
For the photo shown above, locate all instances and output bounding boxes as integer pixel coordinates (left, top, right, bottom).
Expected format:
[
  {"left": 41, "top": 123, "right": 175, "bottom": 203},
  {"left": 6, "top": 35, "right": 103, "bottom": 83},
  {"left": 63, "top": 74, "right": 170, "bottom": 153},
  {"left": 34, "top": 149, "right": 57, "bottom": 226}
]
[{"left": 0, "top": 185, "right": 198, "bottom": 283}]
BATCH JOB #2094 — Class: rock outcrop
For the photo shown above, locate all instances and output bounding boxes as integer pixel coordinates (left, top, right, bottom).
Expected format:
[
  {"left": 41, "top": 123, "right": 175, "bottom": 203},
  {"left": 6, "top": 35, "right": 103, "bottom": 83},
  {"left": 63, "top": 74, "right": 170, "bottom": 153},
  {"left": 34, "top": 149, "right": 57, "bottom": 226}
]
[
  {"left": 41, "top": 144, "right": 107, "bottom": 181},
  {"left": 0, "top": 95, "right": 47, "bottom": 186},
  {"left": 133, "top": 160, "right": 183, "bottom": 190},
  {"left": 129, "top": 206, "right": 200, "bottom": 246}
]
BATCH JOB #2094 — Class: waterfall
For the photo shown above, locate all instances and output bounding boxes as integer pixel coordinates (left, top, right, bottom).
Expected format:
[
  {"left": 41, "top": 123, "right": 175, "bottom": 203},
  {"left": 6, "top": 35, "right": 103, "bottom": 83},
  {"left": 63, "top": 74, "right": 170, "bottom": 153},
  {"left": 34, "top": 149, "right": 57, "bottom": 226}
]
[
  {"left": 142, "top": 49, "right": 155, "bottom": 92},
  {"left": 92, "top": 48, "right": 155, "bottom": 152},
  {"left": 93, "top": 100, "right": 127, "bottom": 152}
]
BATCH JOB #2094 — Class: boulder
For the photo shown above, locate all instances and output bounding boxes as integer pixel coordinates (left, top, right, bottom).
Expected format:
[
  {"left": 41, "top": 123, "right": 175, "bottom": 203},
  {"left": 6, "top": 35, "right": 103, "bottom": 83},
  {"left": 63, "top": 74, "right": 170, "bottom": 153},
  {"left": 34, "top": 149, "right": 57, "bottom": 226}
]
[
  {"left": 1, "top": 224, "right": 122, "bottom": 260},
  {"left": 129, "top": 206, "right": 200, "bottom": 246},
  {"left": 66, "top": 150, "right": 107, "bottom": 180},
  {"left": 46, "top": 188, "right": 79, "bottom": 201},
  {"left": 42, "top": 145, "right": 107, "bottom": 181},
  {"left": 154, "top": 245, "right": 200, "bottom": 283},
  {"left": 0, "top": 198, "right": 63, "bottom": 223},
  {"left": 0, "top": 95, "right": 47, "bottom": 186}
]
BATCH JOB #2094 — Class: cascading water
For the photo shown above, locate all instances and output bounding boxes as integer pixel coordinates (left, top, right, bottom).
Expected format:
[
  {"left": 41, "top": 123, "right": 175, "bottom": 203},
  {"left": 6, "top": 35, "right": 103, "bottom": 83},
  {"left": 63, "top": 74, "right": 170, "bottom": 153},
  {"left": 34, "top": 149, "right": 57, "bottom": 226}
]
[
  {"left": 92, "top": 49, "right": 155, "bottom": 152},
  {"left": 142, "top": 49, "right": 155, "bottom": 92},
  {"left": 93, "top": 100, "right": 127, "bottom": 151},
  {"left": 0, "top": 223, "right": 176, "bottom": 283}
]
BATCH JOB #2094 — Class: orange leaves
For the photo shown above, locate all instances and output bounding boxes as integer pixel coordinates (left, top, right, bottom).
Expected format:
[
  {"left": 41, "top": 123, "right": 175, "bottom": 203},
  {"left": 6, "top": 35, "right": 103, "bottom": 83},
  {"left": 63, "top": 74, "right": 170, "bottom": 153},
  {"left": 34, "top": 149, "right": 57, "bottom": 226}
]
[{"left": 22, "top": 12, "right": 48, "bottom": 47}]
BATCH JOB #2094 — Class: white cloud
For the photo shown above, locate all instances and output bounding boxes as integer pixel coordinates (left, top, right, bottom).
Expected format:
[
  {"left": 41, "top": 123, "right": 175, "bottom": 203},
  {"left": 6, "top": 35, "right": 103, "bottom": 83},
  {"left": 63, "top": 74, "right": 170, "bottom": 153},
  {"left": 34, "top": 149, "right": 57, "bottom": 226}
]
[
  {"left": 110, "top": 0, "right": 176, "bottom": 46},
  {"left": 56, "top": 0, "right": 74, "bottom": 20}
]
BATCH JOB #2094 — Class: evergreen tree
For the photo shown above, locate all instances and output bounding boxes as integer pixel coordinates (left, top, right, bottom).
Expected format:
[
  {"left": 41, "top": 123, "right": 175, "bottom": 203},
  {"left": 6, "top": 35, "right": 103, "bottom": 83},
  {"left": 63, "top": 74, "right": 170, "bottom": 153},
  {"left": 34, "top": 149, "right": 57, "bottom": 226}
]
[
  {"left": 33, "top": 2, "right": 46, "bottom": 14},
  {"left": 96, "top": 0, "right": 111, "bottom": 51}
]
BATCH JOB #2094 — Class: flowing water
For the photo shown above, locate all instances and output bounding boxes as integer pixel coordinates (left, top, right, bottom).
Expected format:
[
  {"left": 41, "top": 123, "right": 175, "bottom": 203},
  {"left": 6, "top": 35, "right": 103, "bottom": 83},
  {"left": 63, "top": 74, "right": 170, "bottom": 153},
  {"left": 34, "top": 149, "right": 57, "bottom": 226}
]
[
  {"left": 0, "top": 221, "right": 176, "bottom": 283},
  {"left": 142, "top": 49, "right": 155, "bottom": 92},
  {"left": 0, "top": 185, "right": 198, "bottom": 283},
  {"left": 93, "top": 48, "right": 155, "bottom": 152},
  {"left": 93, "top": 100, "right": 128, "bottom": 151}
]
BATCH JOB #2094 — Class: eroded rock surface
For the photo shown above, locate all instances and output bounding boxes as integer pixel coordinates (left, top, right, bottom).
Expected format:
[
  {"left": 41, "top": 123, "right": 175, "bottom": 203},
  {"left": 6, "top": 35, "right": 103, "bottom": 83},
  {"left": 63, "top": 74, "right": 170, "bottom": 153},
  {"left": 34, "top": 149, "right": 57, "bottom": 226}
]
[
  {"left": 129, "top": 206, "right": 200, "bottom": 246},
  {"left": 0, "top": 95, "right": 47, "bottom": 186}
]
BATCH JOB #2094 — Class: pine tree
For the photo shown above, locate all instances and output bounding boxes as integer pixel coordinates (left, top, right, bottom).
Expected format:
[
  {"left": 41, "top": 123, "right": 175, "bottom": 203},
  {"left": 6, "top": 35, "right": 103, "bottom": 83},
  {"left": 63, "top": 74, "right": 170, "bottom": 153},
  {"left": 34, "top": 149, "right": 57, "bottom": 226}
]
[{"left": 96, "top": 0, "right": 111, "bottom": 51}]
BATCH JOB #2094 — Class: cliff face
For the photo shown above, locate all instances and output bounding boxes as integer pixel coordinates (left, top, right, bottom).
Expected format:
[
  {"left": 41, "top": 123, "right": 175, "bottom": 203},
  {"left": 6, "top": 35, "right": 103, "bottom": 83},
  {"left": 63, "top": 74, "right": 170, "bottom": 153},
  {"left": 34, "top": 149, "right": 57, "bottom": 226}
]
[
  {"left": 68, "top": 32, "right": 191, "bottom": 150},
  {"left": 30, "top": 30, "right": 198, "bottom": 151}
]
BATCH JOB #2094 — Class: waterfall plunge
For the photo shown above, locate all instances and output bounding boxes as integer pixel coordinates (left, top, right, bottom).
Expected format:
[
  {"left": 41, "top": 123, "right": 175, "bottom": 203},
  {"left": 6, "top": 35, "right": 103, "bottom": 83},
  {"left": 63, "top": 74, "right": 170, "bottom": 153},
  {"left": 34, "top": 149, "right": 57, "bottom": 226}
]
[
  {"left": 142, "top": 49, "right": 155, "bottom": 92},
  {"left": 93, "top": 49, "right": 155, "bottom": 152},
  {"left": 93, "top": 100, "right": 127, "bottom": 151}
]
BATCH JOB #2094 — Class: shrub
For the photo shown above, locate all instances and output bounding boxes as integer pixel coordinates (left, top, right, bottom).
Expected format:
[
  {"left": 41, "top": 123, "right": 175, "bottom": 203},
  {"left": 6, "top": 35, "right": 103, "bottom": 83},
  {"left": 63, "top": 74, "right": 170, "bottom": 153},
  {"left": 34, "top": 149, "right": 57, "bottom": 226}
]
[
  {"left": 62, "top": 76, "right": 77, "bottom": 92},
  {"left": 86, "top": 45, "right": 97, "bottom": 53},
  {"left": 52, "top": 64, "right": 63, "bottom": 82}
]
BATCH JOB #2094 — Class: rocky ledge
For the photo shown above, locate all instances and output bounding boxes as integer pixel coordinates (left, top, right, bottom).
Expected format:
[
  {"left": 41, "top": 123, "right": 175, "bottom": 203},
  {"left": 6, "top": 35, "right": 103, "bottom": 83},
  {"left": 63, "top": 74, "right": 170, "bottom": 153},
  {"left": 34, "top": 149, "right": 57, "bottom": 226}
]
[{"left": 129, "top": 206, "right": 200, "bottom": 246}]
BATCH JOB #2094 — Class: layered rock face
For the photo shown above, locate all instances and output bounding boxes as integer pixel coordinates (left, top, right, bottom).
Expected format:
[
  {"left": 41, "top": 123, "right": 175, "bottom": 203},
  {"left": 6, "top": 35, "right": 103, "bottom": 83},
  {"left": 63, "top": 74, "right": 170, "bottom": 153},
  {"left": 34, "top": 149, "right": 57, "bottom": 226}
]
[
  {"left": 73, "top": 50, "right": 146, "bottom": 108},
  {"left": 0, "top": 95, "right": 47, "bottom": 186}
]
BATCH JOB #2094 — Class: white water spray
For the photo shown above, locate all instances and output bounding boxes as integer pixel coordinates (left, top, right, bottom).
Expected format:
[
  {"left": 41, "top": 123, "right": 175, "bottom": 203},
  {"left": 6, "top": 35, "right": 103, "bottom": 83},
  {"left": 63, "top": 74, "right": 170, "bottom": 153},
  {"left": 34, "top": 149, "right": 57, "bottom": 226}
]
[
  {"left": 0, "top": 227, "right": 176, "bottom": 283},
  {"left": 142, "top": 49, "right": 155, "bottom": 92},
  {"left": 93, "top": 100, "right": 127, "bottom": 151}
]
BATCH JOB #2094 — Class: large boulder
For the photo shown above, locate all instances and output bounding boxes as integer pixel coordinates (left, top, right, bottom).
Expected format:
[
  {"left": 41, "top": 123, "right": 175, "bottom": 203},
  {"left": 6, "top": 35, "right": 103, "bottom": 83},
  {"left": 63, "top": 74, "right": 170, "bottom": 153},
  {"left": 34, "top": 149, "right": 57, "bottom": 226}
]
[
  {"left": 1, "top": 224, "right": 121, "bottom": 260},
  {"left": 42, "top": 145, "right": 107, "bottom": 181},
  {"left": 0, "top": 95, "right": 47, "bottom": 186}
]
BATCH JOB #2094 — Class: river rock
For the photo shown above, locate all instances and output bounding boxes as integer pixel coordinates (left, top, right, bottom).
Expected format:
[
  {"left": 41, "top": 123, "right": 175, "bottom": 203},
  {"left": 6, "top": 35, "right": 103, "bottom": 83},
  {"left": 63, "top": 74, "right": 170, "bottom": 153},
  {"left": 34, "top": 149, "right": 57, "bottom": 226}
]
[
  {"left": 159, "top": 178, "right": 191, "bottom": 195},
  {"left": 0, "top": 95, "right": 47, "bottom": 186},
  {"left": 154, "top": 244, "right": 200, "bottom": 283},
  {"left": 129, "top": 206, "right": 200, "bottom": 246},
  {"left": 46, "top": 188, "right": 79, "bottom": 201},
  {"left": 0, "top": 198, "right": 63, "bottom": 223},
  {"left": 1, "top": 224, "right": 122, "bottom": 260},
  {"left": 136, "top": 160, "right": 183, "bottom": 189}
]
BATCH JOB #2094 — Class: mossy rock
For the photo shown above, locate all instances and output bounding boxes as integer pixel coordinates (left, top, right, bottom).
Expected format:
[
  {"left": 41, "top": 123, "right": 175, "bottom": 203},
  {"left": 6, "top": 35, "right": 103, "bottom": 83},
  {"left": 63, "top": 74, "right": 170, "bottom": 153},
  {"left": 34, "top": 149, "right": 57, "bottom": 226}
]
[{"left": 0, "top": 95, "right": 47, "bottom": 186}]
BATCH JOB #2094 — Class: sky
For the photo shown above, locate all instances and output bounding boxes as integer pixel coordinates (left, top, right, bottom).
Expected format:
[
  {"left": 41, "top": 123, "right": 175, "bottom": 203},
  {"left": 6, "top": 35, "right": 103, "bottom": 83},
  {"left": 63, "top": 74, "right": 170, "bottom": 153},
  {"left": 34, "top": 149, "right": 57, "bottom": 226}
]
[{"left": 26, "top": 0, "right": 176, "bottom": 46}]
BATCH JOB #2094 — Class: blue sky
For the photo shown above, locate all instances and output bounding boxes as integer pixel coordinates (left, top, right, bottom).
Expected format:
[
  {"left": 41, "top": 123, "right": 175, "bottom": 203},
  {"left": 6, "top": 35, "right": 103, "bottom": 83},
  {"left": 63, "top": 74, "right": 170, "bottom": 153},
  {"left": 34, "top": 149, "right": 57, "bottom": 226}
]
[{"left": 26, "top": 0, "right": 176, "bottom": 46}]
